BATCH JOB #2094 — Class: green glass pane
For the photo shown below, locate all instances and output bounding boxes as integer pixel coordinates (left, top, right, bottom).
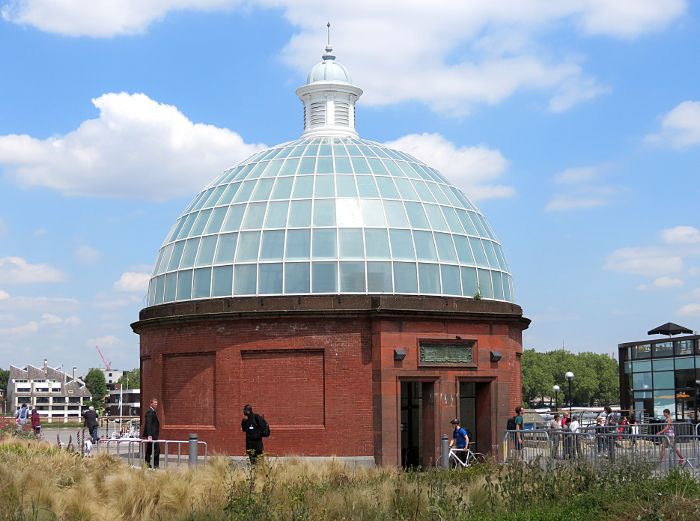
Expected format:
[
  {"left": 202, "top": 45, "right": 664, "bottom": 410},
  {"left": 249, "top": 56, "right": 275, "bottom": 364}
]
[
  {"left": 312, "top": 262, "right": 337, "bottom": 292},
  {"left": 292, "top": 176, "right": 314, "bottom": 198},
  {"left": 264, "top": 201, "right": 289, "bottom": 228},
  {"left": 340, "top": 261, "right": 365, "bottom": 292},
  {"left": 234, "top": 265, "right": 257, "bottom": 295},
  {"left": 413, "top": 231, "right": 437, "bottom": 261},
  {"left": 288, "top": 200, "right": 312, "bottom": 227},
  {"left": 241, "top": 202, "right": 267, "bottom": 230},
  {"left": 164, "top": 273, "right": 177, "bottom": 302},
  {"left": 383, "top": 200, "right": 409, "bottom": 227},
  {"left": 469, "top": 237, "right": 489, "bottom": 266},
  {"left": 233, "top": 180, "right": 256, "bottom": 202},
  {"left": 260, "top": 160, "right": 282, "bottom": 178},
  {"left": 258, "top": 264, "right": 283, "bottom": 294},
  {"left": 336, "top": 175, "right": 357, "bottom": 197},
  {"left": 418, "top": 263, "right": 440, "bottom": 294},
  {"left": 195, "top": 235, "right": 218, "bottom": 266},
  {"left": 316, "top": 156, "right": 333, "bottom": 174},
  {"left": 304, "top": 144, "right": 319, "bottom": 156},
  {"left": 176, "top": 270, "right": 193, "bottom": 300},
  {"left": 434, "top": 233, "right": 457, "bottom": 262},
  {"left": 250, "top": 178, "right": 274, "bottom": 201},
  {"left": 190, "top": 209, "right": 212, "bottom": 236},
  {"left": 411, "top": 180, "right": 437, "bottom": 202},
  {"left": 477, "top": 268, "right": 494, "bottom": 298},
  {"left": 312, "top": 228, "right": 336, "bottom": 258},
  {"left": 351, "top": 157, "right": 371, "bottom": 174},
  {"left": 364, "top": 229, "right": 390, "bottom": 259},
  {"left": 453, "top": 235, "right": 473, "bottom": 265},
  {"left": 180, "top": 238, "right": 200, "bottom": 268},
  {"left": 491, "top": 270, "right": 505, "bottom": 300},
  {"left": 404, "top": 202, "right": 430, "bottom": 228},
  {"left": 193, "top": 268, "right": 212, "bottom": 298},
  {"left": 394, "top": 178, "right": 419, "bottom": 200},
  {"left": 214, "top": 233, "right": 237, "bottom": 264},
  {"left": 286, "top": 229, "right": 311, "bottom": 260},
  {"left": 285, "top": 262, "right": 310, "bottom": 293},
  {"left": 394, "top": 262, "right": 417, "bottom": 293},
  {"left": 367, "top": 261, "right": 392, "bottom": 292},
  {"left": 168, "top": 241, "right": 186, "bottom": 271},
  {"left": 424, "top": 204, "right": 448, "bottom": 231},
  {"left": 314, "top": 175, "right": 335, "bottom": 197},
  {"left": 280, "top": 158, "right": 299, "bottom": 176},
  {"left": 367, "top": 158, "right": 388, "bottom": 175},
  {"left": 339, "top": 229, "right": 364, "bottom": 258},
  {"left": 260, "top": 230, "right": 285, "bottom": 260},
  {"left": 427, "top": 183, "right": 451, "bottom": 205},
  {"left": 361, "top": 199, "right": 385, "bottom": 226},
  {"left": 271, "top": 177, "right": 294, "bottom": 199},
  {"left": 356, "top": 176, "right": 379, "bottom": 197},
  {"left": 204, "top": 207, "right": 228, "bottom": 234},
  {"left": 313, "top": 199, "right": 336, "bottom": 226},
  {"left": 376, "top": 177, "right": 400, "bottom": 198},
  {"left": 298, "top": 157, "right": 316, "bottom": 174},
  {"left": 441, "top": 265, "right": 461, "bottom": 295},
  {"left": 390, "top": 229, "right": 415, "bottom": 260},
  {"left": 457, "top": 210, "right": 478, "bottom": 235},
  {"left": 461, "top": 267, "right": 478, "bottom": 297},
  {"left": 483, "top": 240, "right": 501, "bottom": 269},
  {"left": 334, "top": 156, "right": 353, "bottom": 173},
  {"left": 384, "top": 161, "right": 406, "bottom": 177},
  {"left": 236, "top": 232, "right": 260, "bottom": 262},
  {"left": 221, "top": 205, "right": 246, "bottom": 232}
]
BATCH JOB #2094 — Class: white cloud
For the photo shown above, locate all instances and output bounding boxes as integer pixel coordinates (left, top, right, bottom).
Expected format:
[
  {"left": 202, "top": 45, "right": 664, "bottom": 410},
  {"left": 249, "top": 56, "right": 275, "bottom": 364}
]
[
  {"left": 76, "top": 245, "right": 102, "bottom": 265},
  {"left": 384, "top": 133, "right": 513, "bottom": 201},
  {"left": 2, "top": 2, "right": 686, "bottom": 114},
  {"left": 662, "top": 226, "right": 700, "bottom": 245},
  {"left": 40, "top": 313, "right": 63, "bottom": 326},
  {"left": 64, "top": 316, "right": 83, "bottom": 326},
  {"left": 553, "top": 166, "right": 601, "bottom": 185},
  {"left": 0, "top": 256, "right": 66, "bottom": 284},
  {"left": 677, "top": 303, "right": 700, "bottom": 317},
  {"left": 93, "top": 293, "right": 142, "bottom": 310},
  {"left": 604, "top": 247, "right": 683, "bottom": 277},
  {"left": 652, "top": 276, "right": 683, "bottom": 288},
  {"left": 646, "top": 100, "right": 700, "bottom": 148},
  {"left": 86, "top": 335, "right": 120, "bottom": 348},
  {"left": 33, "top": 229, "right": 48, "bottom": 237},
  {"left": 0, "top": 92, "right": 265, "bottom": 200},
  {"left": 0, "top": 294, "right": 79, "bottom": 311},
  {"left": 114, "top": 271, "right": 150, "bottom": 293},
  {"left": 0, "top": 321, "right": 39, "bottom": 337},
  {"left": 546, "top": 185, "right": 621, "bottom": 212}
]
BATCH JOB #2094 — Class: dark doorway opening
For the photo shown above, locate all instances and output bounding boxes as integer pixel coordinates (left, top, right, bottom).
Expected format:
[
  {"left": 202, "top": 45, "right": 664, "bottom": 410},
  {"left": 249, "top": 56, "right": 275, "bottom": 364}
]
[
  {"left": 400, "top": 381, "right": 435, "bottom": 468},
  {"left": 459, "top": 380, "right": 490, "bottom": 453}
]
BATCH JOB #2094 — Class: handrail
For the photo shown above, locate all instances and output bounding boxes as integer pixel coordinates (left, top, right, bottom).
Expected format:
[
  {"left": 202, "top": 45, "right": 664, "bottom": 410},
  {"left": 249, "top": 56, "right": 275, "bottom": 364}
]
[{"left": 99, "top": 438, "right": 208, "bottom": 468}]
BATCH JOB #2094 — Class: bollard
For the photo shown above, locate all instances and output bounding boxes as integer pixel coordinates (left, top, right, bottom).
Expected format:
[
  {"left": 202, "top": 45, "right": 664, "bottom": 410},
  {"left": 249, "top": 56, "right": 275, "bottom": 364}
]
[
  {"left": 189, "top": 433, "right": 198, "bottom": 467},
  {"left": 441, "top": 434, "right": 450, "bottom": 469}
]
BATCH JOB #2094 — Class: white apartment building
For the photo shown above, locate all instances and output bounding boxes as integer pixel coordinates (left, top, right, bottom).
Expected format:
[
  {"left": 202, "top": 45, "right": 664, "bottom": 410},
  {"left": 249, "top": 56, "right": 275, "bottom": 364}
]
[{"left": 8, "top": 359, "right": 92, "bottom": 421}]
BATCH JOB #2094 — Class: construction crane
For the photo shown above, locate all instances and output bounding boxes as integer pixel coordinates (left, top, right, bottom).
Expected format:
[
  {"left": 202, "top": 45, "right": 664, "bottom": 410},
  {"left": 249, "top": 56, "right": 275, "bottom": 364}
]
[{"left": 95, "top": 345, "right": 112, "bottom": 370}]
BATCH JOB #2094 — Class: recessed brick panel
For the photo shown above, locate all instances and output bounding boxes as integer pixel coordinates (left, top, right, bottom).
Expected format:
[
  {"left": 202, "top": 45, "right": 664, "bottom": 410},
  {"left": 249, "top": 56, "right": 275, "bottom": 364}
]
[
  {"left": 163, "top": 353, "right": 215, "bottom": 426},
  {"left": 241, "top": 349, "right": 324, "bottom": 426}
]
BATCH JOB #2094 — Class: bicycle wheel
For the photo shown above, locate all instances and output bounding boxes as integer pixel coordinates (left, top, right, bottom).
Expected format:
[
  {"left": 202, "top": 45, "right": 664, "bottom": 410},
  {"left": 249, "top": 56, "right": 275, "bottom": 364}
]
[{"left": 469, "top": 452, "right": 486, "bottom": 465}]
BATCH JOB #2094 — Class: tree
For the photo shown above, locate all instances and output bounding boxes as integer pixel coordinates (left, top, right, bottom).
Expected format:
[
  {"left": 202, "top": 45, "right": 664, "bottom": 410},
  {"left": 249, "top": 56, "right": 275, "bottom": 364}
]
[
  {"left": 84, "top": 368, "right": 107, "bottom": 408},
  {"left": 0, "top": 368, "right": 9, "bottom": 397},
  {"left": 117, "top": 368, "right": 140, "bottom": 390}
]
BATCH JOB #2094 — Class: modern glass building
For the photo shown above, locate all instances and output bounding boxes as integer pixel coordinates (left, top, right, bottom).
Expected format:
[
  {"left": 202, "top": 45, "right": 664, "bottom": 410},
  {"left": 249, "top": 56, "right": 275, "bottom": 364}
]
[{"left": 619, "top": 330, "right": 700, "bottom": 421}]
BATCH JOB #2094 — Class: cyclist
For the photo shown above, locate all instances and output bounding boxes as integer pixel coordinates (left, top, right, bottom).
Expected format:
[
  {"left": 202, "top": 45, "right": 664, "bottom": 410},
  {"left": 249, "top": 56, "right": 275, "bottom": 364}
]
[{"left": 449, "top": 418, "right": 469, "bottom": 465}]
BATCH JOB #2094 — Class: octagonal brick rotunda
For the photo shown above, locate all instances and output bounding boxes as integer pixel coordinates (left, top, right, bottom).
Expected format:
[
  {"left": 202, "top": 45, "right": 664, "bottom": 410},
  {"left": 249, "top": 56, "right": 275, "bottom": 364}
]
[{"left": 133, "top": 44, "right": 529, "bottom": 467}]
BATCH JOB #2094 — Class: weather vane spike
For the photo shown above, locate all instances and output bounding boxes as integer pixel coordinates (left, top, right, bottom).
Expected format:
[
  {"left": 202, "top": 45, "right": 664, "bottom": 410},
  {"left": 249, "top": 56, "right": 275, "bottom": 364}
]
[{"left": 327, "top": 22, "right": 331, "bottom": 46}]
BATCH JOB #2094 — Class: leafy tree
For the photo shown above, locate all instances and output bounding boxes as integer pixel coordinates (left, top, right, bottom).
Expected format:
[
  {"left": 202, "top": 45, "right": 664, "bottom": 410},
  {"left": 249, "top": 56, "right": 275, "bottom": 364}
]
[
  {"left": 0, "top": 368, "right": 9, "bottom": 397},
  {"left": 84, "top": 368, "right": 107, "bottom": 408},
  {"left": 117, "top": 368, "right": 140, "bottom": 390}
]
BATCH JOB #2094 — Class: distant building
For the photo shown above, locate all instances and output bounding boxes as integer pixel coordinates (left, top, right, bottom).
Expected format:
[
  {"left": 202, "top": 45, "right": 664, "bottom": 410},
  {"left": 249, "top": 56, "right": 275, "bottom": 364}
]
[
  {"left": 106, "top": 387, "right": 140, "bottom": 417},
  {"left": 8, "top": 359, "right": 92, "bottom": 421},
  {"left": 619, "top": 323, "right": 700, "bottom": 421},
  {"left": 101, "top": 369, "right": 124, "bottom": 391}
]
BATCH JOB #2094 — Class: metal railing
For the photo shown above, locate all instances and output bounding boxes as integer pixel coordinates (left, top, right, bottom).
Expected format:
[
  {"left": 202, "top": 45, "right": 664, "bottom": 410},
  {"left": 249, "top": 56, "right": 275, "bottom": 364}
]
[
  {"left": 503, "top": 429, "right": 700, "bottom": 476},
  {"left": 99, "top": 438, "right": 208, "bottom": 468}
]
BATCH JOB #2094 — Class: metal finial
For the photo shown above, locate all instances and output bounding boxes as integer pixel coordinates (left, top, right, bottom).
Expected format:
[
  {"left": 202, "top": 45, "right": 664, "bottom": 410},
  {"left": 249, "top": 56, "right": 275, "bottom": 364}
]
[{"left": 327, "top": 22, "right": 330, "bottom": 46}]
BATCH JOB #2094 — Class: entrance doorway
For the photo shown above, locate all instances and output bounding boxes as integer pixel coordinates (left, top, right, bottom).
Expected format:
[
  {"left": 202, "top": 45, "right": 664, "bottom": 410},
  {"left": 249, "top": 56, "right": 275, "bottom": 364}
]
[
  {"left": 459, "top": 381, "right": 490, "bottom": 453},
  {"left": 400, "top": 381, "right": 435, "bottom": 468}
]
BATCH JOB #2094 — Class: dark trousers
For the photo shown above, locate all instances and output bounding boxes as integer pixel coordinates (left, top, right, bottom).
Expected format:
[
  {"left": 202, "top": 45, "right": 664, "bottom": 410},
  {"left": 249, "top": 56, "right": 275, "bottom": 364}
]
[
  {"left": 145, "top": 440, "right": 160, "bottom": 468},
  {"left": 89, "top": 425, "right": 99, "bottom": 444},
  {"left": 246, "top": 443, "right": 263, "bottom": 464}
]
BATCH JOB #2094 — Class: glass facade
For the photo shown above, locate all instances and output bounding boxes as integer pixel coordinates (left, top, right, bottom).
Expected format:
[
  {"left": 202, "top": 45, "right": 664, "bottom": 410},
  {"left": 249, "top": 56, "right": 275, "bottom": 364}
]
[
  {"left": 619, "top": 335, "right": 700, "bottom": 420},
  {"left": 147, "top": 136, "right": 513, "bottom": 304}
]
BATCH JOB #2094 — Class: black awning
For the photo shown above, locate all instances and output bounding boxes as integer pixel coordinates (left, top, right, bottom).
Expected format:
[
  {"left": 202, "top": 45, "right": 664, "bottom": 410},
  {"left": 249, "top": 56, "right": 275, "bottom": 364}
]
[{"left": 647, "top": 322, "right": 693, "bottom": 336}]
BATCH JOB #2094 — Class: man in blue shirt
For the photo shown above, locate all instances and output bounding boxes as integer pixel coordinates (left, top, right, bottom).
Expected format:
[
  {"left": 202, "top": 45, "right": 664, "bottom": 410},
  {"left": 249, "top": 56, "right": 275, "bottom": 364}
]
[{"left": 449, "top": 418, "right": 469, "bottom": 465}]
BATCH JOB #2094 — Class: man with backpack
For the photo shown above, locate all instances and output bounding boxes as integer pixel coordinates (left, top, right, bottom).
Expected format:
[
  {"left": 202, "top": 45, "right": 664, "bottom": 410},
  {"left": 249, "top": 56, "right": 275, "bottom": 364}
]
[
  {"left": 507, "top": 406, "right": 524, "bottom": 460},
  {"left": 241, "top": 404, "right": 269, "bottom": 464}
]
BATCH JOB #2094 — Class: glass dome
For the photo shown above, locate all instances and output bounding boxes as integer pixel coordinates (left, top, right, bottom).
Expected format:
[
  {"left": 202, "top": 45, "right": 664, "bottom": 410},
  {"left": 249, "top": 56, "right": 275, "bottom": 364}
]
[{"left": 147, "top": 135, "right": 513, "bottom": 306}]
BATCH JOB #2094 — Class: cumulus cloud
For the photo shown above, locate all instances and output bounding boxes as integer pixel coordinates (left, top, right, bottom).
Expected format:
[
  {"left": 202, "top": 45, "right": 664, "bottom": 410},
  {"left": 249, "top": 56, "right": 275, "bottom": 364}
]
[
  {"left": 86, "top": 335, "right": 120, "bottom": 348},
  {"left": 646, "top": 101, "right": 700, "bottom": 148},
  {"left": 604, "top": 247, "right": 683, "bottom": 277},
  {"left": 1, "top": 2, "right": 686, "bottom": 113},
  {"left": 0, "top": 321, "right": 39, "bottom": 337},
  {"left": 384, "top": 133, "right": 512, "bottom": 201},
  {"left": 114, "top": 271, "right": 150, "bottom": 293},
  {"left": 0, "top": 256, "right": 66, "bottom": 284},
  {"left": 76, "top": 245, "right": 102, "bottom": 265},
  {"left": 662, "top": 226, "right": 700, "bottom": 245},
  {"left": 677, "top": 303, "right": 700, "bottom": 317},
  {"left": 0, "top": 92, "right": 265, "bottom": 200},
  {"left": 546, "top": 165, "right": 624, "bottom": 211},
  {"left": 0, "top": 293, "right": 79, "bottom": 311}
]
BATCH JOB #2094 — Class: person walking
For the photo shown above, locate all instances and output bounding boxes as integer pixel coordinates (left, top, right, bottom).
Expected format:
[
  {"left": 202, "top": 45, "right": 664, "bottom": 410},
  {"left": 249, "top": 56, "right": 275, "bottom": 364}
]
[
  {"left": 30, "top": 407, "right": 41, "bottom": 436},
  {"left": 569, "top": 414, "right": 581, "bottom": 459},
  {"left": 449, "top": 418, "right": 470, "bottom": 466},
  {"left": 83, "top": 406, "right": 99, "bottom": 444},
  {"left": 15, "top": 403, "right": 29, "bottom": 427},
  {"left": 241, "top": 405, "right": 267, "bottom": 464},
  {"left": 549, "top": 414, "right": 561, "bottom": 458},
  {"left": 143, "top": 398, "right": 160, "bottom": 469},
  {"left": 658, "top": 408, "right": 684, "bottom": 466}
]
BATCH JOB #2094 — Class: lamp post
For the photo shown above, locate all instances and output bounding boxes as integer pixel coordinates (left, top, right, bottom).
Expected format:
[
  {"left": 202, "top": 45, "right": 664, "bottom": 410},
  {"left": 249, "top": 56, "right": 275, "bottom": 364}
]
[
  {"left": 565, "top": 372, "right": 574, "bottom": 413},
  {"left": 553, "top": 385, "right": 560, "bottom": 411}
]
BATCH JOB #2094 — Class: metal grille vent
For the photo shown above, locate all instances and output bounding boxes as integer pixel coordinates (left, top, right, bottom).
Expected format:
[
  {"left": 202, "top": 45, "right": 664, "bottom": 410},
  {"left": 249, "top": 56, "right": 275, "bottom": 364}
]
[
  {"left": 335, "top": 102, "right": 350, "bottom": 126},
  {"left": 310, "top": 102, "right": 326, "bottom": 126}
]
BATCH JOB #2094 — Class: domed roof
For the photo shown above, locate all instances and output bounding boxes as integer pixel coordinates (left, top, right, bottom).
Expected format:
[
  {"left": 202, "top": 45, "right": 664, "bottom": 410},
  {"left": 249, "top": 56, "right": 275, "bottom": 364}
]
[
  {"left": 307, "top": 45, "right": 352, "bottom": 84},
  {"left": 146, "top": 46, "right": 514, "bottom": 306},
  {"left": 147, "top": 136, "right": 513, "bottom": 306}
]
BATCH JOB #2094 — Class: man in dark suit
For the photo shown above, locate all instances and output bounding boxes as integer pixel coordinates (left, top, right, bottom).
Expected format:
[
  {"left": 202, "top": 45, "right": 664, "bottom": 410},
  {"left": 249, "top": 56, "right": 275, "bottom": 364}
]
[{"left": 142, "top": 398, "right": 160, "bottom": 468}]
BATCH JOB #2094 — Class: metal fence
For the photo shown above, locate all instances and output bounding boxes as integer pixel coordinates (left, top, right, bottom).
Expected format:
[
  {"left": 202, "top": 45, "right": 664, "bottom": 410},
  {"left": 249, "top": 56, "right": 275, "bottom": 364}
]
[
  {"left": 99, "top": 438, "right": 209, "bottom": 469},
  {"left": 503, "top": 428, "right": 700, "bottom": 477}
]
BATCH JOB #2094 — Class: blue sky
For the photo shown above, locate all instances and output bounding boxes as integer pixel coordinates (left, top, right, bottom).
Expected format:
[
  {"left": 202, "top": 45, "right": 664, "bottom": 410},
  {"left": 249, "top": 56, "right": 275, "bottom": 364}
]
[{"left": 0, "top": 1, "right": 699, "bottom": 375}]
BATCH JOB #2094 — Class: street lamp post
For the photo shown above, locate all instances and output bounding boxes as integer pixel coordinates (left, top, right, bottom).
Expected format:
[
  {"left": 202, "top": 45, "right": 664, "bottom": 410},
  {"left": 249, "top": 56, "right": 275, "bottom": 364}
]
[
  {"left": 553, "top": 385, "right": 560, "bottom": 411},
  {"left": 565, "top": 372, "right": 574, "bottom": 413}
]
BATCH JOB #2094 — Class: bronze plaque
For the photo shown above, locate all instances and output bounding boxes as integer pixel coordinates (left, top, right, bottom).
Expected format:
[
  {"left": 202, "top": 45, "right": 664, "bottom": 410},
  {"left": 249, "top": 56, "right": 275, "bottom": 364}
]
[{"left": 419, "top": 341, "right": 473, "bottom": 365}]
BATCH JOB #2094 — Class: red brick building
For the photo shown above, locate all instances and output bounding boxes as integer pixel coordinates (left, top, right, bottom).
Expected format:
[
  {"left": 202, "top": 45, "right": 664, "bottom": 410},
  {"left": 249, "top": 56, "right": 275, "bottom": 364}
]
[{"left": 133, "top": 45, "right": 529, "bottom": 466}]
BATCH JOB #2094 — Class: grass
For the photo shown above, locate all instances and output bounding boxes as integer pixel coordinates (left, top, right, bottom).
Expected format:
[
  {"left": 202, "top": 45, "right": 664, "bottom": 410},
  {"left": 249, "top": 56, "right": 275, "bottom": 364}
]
[{"left": 0, "top": 434, "right": 698, "bottom": 521}]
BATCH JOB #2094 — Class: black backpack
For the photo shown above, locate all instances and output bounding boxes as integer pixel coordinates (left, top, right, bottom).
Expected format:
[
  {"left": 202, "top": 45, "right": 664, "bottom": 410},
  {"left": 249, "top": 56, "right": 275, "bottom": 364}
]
[
  {"left": 506, "top": 416, "right": 516, "bottom": 431},
  {"left": 258, "top": 415, "right": 270, "bottom": 438}
]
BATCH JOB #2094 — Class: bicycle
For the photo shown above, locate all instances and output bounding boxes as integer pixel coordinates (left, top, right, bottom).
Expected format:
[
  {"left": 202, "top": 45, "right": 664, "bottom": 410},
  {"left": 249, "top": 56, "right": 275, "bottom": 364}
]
[{"left": 448, "top": 446, "right": 486, "bottom": 468}]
